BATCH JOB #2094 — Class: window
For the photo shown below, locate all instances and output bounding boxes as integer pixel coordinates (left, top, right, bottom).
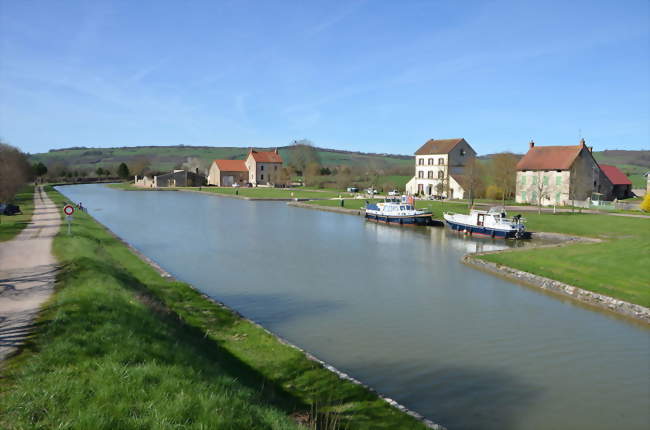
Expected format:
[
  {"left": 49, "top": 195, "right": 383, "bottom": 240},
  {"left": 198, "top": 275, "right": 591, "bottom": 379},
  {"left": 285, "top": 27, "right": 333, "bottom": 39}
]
[
  {"left": 532, "top": 175, "right": 538, "bottom": 185},
  {"left": 521, "top": 191, "right": 527, "bottom": 201},
  {"left": 438, "top": 158, "right": 444, "bottom": 165},
  {"left": 428, "top": 171, "right": 433, "bottom": 179},
  {"left": 520, "top": 175, "right": 526, "bottom": 185},
  {"left": 556, "top": 176, "right": 562, "bottom": 185},
  {"left": 543, "top": 176, "right": 549, "bottom": 185},
  {"left": 418, "top": 171, "right": 424, "bottom": 178},
  {"left": 460, "top": 149, "right": 466, "bottom": 156},
  {"left": 438, "top": 171, "right": 444, "bottom": 179},
  {"left": 274, "top": 166, "right": 278, "bottom": 171},
  {"left": 428, "top": 158, "right": 433, "bottom": 165},
  {"left": 418, "top": 158, "right": 424, "bottom": 165},
  {"left": 555, "top": 192, "right": 561, "bottom": 202},
  {"left": 260, "top": 165, "right": 264, "bottom": 171},
  {"left": 261, "top": 174, "right": 264, "bottom": 180},
  {"left": 531, "top": 191, "right": 538, "bottom": 202}
]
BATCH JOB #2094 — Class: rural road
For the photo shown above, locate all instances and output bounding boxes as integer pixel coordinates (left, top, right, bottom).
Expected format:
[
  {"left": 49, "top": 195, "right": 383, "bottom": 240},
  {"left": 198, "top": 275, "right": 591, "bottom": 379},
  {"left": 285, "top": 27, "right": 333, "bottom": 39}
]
[{"left": 0, "top": 186, "right": 61, "bottom": 363}]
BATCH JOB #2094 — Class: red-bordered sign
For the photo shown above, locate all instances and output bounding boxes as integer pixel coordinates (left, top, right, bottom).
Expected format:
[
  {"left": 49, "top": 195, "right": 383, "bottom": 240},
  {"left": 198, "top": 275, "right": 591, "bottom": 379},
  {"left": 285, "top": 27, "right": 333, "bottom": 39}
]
[{"left": 63, "top": 205, "right": 75, "bottom": 216}]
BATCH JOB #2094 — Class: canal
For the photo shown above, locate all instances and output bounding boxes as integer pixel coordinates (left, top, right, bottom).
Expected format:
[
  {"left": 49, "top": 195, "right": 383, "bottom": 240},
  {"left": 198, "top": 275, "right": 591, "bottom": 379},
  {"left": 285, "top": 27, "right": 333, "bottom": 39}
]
[{"left": 58, "top": 184, "right": 650, "bottom": 430}]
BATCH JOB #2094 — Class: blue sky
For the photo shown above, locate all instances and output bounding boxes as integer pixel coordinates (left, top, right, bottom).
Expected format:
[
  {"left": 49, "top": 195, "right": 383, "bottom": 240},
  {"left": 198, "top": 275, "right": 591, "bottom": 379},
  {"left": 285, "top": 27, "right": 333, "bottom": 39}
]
[{"left": 1, "top": 0, "right": 648, "bottom": 156}]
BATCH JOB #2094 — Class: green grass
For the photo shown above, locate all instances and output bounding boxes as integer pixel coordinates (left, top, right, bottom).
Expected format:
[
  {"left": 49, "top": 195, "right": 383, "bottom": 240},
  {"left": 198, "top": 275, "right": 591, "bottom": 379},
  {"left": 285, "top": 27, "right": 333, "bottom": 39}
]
[
  {"left": 0, "top": 185, "right": 35, "bottom": 242},
  {"left": 479, "top": 212, "right": 650, "bottom": 307},
  {"left": 0, "top": 186, "right": 428, "bottom": 429}
]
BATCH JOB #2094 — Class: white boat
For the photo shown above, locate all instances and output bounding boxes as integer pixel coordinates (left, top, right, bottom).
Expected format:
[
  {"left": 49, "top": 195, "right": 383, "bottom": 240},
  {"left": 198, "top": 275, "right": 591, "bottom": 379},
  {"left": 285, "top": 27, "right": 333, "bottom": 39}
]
[
  {"left": 443, "top": 207, "right": 528, "bottom": 239},
  {"left": 365, "top": 196, "right": 433, "bottom": 226}
]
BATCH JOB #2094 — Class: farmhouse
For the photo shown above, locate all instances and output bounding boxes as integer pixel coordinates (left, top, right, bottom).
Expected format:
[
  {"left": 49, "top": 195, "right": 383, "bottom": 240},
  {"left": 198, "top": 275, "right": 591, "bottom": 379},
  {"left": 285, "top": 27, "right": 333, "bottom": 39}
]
[
  {"left": 154, "top": 169, "right": 206, "bottom": 187},
  {"left": 208, "top": 149, "right": 283, "bottom": 187},
  {"left": 515, "top": 139, "right": 613, "bottom": 206},
  {"left": 405, "top": 138, "right": 477, "bottom": 199}
]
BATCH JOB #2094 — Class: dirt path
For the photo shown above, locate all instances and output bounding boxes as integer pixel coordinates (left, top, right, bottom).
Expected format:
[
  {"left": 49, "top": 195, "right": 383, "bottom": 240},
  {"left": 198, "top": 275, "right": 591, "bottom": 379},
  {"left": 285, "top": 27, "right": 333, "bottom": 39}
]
[{"left": 0, "top": 186, "right": 61, "bottom": 363}]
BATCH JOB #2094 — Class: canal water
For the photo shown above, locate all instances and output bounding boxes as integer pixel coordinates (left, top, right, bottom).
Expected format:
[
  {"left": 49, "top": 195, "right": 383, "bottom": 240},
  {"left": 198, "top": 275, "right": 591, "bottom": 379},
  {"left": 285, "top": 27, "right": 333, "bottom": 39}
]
[{"left": 58, "top": 185, "right": 649, "bottom": 430}]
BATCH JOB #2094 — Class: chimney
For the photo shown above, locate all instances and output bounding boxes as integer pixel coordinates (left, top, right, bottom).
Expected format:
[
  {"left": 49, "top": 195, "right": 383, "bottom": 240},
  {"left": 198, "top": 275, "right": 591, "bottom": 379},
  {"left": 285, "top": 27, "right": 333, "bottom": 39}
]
[
  {"left": 196, "top": 167, "right": 199, "bottom": 174},
  {"left": 588, "top": 146, "right": 593, "bottom": 152},
  {"left": 529, "top": 140, "right": 535, "bottom": 148},
  {"left": 274, "top": 147, "right": 278, "bottom": 154},
  {"left": 580, "top": 138, "right": 586, "bottom": 147}
]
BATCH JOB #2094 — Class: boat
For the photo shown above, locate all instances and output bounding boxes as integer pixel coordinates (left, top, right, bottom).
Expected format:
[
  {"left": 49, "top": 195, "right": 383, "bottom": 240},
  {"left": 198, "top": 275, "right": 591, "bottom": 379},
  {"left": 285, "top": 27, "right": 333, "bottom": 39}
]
[
  {"left": 365, "top": 196, "right": 433, "bottom": 226},
  {"left": 443, "top": 207, "right": 528, "bottom": 239}
]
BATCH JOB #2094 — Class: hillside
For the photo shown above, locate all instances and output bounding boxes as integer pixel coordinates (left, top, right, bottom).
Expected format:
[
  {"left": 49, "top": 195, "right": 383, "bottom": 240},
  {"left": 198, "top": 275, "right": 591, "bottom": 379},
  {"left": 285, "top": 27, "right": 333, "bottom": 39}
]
[
  {"left": 29, "top": 145, "right": 412, "bottom": 173},
  {"left": 29, "top": 146, "right": 649, "bottom": 187}
]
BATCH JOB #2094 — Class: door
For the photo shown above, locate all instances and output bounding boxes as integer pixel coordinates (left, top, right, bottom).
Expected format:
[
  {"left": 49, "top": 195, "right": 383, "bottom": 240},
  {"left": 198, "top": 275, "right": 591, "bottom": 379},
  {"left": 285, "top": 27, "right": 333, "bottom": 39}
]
[
  {"left": 223, "top": 175, "right": 234, "bottom": 186},
  {"left": 477, "top": 214, "right": 484, "bottom": 227}
]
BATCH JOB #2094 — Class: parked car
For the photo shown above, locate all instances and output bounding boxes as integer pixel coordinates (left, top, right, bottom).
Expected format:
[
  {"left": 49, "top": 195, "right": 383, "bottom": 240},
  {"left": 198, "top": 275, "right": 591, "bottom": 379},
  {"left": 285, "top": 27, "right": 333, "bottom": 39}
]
[
  {"left": 366, "top": 188, "right": 377, "bottom": 195},
  {"left": 1, "top": 204, "right": 22, "bottom": 215},
  {"left": 346, "top": 187, "right": 359, "bottom": 193},
  {"left": 388, "top": 189, "right": 400, "bottom": 196}
]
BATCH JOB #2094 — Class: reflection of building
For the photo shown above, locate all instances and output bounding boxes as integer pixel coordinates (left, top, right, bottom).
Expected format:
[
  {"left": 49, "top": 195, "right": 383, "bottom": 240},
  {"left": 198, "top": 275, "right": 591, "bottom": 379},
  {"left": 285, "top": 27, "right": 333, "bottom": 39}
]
[
  {"left": 515, "top": 139, "right": 629, "bottom": 205},
  {"left": 405, "top": 138, "right": 477, "bottom": 199},
  {"left": 208, "top": 149, "right": 283, "bottom": 187}
]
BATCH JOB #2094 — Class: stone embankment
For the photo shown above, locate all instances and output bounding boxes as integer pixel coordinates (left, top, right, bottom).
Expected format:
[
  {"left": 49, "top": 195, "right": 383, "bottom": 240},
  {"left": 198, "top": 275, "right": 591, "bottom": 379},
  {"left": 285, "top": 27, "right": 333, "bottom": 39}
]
[
  {"left": 287, "top": 200, "right": 366, "bottom": 215},
  {"left": 465, "top": 233, "right": 650, "bottom": 325}
]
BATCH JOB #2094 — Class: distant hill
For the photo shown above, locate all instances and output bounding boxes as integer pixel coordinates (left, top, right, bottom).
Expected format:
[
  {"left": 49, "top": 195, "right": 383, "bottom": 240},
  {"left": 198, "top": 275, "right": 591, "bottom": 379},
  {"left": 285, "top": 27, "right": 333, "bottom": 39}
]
[
  {"left": 29, "top": 145, "right": 413, "bottom": 173},
  {"left": 29, "top": 145, "right": 649, "bottom": 187}
]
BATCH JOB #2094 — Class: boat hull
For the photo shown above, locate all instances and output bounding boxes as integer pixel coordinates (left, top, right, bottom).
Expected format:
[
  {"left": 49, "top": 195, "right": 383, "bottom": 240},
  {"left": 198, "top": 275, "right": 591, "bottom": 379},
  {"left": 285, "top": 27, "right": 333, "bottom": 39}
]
[
  {"left": 365, "top": 212, "right": 433, "bottom": 226},
  {"left": 444, "top": 218, "right": 523, "bottom": 239}
]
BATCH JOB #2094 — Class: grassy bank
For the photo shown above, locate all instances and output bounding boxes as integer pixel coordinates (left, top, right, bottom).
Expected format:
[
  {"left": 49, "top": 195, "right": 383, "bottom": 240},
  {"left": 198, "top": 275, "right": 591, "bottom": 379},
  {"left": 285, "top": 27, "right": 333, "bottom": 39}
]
[
  {"left": 0, "top": 186, "right": 428, "bottom": 429},
  {"left": 0, "top": 185, "right": 35, "bottom": 242}
]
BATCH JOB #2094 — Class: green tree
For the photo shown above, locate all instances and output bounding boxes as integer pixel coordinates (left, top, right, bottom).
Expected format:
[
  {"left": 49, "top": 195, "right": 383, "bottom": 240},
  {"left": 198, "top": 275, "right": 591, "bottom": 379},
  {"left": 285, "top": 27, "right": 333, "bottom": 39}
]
[
  {"left": 95, "top": 167, "right": 105, "bottom": 177},
  {"left": 117, "top": 162, "right": 131, "bottom": 179},
  {"left": 33, "top": 162, "right": 48, "bottom": 178}
]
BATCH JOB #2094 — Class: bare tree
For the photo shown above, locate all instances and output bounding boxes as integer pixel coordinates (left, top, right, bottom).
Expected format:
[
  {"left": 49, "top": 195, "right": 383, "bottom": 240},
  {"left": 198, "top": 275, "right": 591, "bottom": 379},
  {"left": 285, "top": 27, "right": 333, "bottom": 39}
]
[
  {"left": 533, "top": 171, "right": 551, "bottom": 214},
  {"left": 288, "top": 140, "right": 321, "bottom": 175},
  {"left": 335, "top": 165, "right": 352, "bottom": 189},
  {"left": 461, "top": 158, "right": 485, "bottom": 208},
  {"left": 304, "top": 162, "right": 321, "bottom": 187},
  {"left": 130, "top": 157, "right": 152, "bottom": 176},
  {"left": 491, "top": 152, "right": 519, "bottom": 205},
  {"left": 0, "top": 142, "right": 31, "bottom": 222},
  {"left": 181, "top": 157, "right": 208, "bottom": 175}
]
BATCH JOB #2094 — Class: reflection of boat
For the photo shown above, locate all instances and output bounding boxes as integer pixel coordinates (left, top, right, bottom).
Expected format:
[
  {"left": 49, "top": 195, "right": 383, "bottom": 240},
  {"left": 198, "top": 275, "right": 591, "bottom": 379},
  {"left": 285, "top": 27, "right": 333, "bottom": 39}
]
[
  {"left": 443, "top": 207, "right": 528, "bottom": 239},
  {"left": 365, "top": 196, "right": 433, "bottom": 226}
]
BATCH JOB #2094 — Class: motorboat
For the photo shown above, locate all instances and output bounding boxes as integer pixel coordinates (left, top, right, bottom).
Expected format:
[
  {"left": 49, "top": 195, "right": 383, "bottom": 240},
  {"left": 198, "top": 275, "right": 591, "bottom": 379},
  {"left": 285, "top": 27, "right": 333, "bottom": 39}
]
[
  {"left": 365, "top": 196, "right": 433, "bottom": 226},
  {"left": 443, "top": 207, "right": 527, "bottom": 239}
]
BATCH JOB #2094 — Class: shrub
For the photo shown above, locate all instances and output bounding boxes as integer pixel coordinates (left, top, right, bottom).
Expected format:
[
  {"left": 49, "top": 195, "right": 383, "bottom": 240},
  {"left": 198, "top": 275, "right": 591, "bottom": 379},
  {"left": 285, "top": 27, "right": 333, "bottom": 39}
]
[
  {"left": 485, "top": 184, "right": 504, "bottom": 200},
  {"left": 641, "top": 193, "right": 650, "bottom": 212}
]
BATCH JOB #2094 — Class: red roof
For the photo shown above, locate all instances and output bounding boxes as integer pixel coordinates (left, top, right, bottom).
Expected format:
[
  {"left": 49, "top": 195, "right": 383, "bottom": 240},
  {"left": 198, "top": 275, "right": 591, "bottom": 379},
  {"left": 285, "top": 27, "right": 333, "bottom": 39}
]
[
  {"left": 599, "top": 164, "right": 632, "bottom": 185},
  {"left": 516, "top": 144, "right": 583, "bottom": 170},
  {"left": 249, "top": 150, "right": 283, "bottom": 163},
  {"left": 415, "top": 138, "right": 464, "bottom": 155},
  {"left": 213, "top": 159, "right": 248, "bottom": 172}
]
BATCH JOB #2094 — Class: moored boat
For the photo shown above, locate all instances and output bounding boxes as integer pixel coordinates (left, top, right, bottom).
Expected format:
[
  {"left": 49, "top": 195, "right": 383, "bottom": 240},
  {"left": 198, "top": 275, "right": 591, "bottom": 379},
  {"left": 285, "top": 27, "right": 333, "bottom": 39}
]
[
  {"left": 443, "top": 207, "right": 527, "bottom": 239},
  {"left": 365, "top": 196, "right": 433, "bottom": 226}
]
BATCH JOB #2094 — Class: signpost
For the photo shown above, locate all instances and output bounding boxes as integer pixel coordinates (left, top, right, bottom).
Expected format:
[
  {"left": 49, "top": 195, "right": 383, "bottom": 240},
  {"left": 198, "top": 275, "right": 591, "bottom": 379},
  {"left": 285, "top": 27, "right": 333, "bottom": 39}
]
[{"left": 63, "top": 204, "right": 75, "bottom": 235}]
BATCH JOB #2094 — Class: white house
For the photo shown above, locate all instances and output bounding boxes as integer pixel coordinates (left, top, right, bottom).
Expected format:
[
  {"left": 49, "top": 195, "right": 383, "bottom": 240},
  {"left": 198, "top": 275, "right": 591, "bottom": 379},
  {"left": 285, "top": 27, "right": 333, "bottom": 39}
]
[{"left": 405, "top": 138, "right": 477, "bottom": 199}]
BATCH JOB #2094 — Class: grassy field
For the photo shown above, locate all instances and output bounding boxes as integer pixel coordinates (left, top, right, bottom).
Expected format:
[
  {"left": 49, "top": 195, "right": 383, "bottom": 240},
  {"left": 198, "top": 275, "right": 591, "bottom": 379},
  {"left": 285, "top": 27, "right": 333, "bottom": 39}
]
[
  {"left": 0, "top": 186, "right": 428, "bottom": 429},
  {"left": 0, "top": 185, "right": 35, "bottom": 242}
]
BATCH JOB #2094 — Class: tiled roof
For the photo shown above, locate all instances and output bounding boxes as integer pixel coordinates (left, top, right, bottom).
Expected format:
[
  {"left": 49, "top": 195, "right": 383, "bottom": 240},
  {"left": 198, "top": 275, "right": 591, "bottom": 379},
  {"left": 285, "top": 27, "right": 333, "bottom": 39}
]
[
  {"left": 249, "top": 150, "right": 283, "bottom": 163},
  {"left": 214, "top": 159, "right": 248, "bottom": 172},
  {"left": 415, "top": 138, "right": 464, "bottom": 155},
  {"left": 516, "top": 144, "right": 583, "bottom": 170},
  {"left": 599, "top": 164, "right": 632, "bottom": 185}
]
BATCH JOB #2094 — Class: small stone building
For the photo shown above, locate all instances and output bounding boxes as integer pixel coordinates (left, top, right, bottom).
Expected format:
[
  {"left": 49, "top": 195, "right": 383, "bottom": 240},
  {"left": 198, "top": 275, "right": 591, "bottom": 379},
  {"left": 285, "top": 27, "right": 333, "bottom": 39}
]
[
  {"left": 154, "top": 169, "right": 206, "bottom": 187},
  {"left": 599, "top": 165, "right": 633, "bottom": 199},
  {"left": 405, "top": 138, "right": 477, "bottom": 198},
  {"left": 515, "top": 139, "right": 612, "bottom": 206},
  {"left": 207, "top": 160, "right": 249, "bottom": 187}
]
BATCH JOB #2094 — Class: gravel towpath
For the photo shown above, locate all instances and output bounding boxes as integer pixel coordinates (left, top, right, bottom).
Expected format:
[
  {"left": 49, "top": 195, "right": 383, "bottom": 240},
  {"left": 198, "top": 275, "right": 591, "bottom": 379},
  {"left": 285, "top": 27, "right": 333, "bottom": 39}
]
[{"left": 0, "top": 186, "right": 61, "bottom": 363}]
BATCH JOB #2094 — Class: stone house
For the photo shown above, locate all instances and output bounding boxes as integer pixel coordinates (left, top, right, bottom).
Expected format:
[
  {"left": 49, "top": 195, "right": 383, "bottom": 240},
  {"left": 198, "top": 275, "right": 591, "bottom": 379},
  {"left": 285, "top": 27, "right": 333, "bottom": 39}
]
[
  {"left": 207, "top": 160, "right": 249, "bottom": 187},
  {"left": 134, "top": 175, "right": 155, "bottom": 188},
  {"left": 154, "top": 169, "right": 206, "bottom": 187},
  {"left": 405, "top": 138, "right": 477, "bottom": 199},
  {"left": 245, "top": 149, "right": 283, "bottom": 186},
  {"left": 515, "top": 139, "right": 612, "bottom": 206},
  {"left": 599, "top": 165, "right": 633, "bottom": 199}
]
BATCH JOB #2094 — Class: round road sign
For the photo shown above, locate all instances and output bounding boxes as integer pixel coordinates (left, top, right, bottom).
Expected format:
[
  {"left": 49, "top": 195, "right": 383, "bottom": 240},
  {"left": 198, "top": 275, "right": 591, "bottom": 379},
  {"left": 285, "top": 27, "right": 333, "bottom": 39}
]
[{"left": 63, "top": 205, "right": 75, "bottom": 216}]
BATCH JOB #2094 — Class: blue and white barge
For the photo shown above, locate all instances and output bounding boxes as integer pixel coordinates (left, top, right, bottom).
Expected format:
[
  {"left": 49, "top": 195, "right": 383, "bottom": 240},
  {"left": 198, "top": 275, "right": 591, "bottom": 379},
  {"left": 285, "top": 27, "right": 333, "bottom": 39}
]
[
  {"left": 443, "top": 207, "right": 527, "bottom": 239},
  {"left": 365, "top": 197, "right": 433, "bottom": 226}
]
